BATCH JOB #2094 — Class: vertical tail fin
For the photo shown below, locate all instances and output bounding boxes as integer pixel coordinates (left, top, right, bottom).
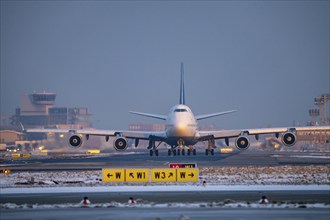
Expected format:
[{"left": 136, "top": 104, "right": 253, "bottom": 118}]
[{"left": 180, "top": 62, "right": 185, "bottom": 105}]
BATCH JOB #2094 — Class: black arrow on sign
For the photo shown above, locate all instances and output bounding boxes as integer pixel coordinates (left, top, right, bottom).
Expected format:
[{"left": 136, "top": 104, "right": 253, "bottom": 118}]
[
  {"left": 168, "top": 172, "right": 173, "bottom": 178},
  {"left": 129, "top": 173, "right": 134, "bottom": 178},
  {"left": 107, "top": 173, "right": 113, "bottom": 178},
  {"left": 188, "top": 173, "right": 194, "bottom": 178}
]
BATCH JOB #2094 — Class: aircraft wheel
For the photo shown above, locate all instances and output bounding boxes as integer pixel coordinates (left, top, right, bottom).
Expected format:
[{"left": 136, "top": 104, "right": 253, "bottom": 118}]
[
  {"left": 155, "top": 150, "right": 159, "bottom": 156},
  {"left": 150, "top": 150, "right": 153, "bottom": 156},
  {"left": 177, "top": 149, "right": 181, "bottom": 156},
  {"left": 187, "top": 149, "right": 191, "bottom": 156},
  {"left": 168, "top": 149, "right": 171, "bottom": 156},
  {"left": 211, "top": 149, "right": 214, "bottom": 155},
  {"left": 173, "top": 149, "right": 177, "bottom": 156},
  {"left": 193, "top": 149, "right": 197, "bottom": 155},
  {"left": 182, "top": 149, "right": 185, "bottom": 156},
  {"left": 205, "top": 149, "right": 209, "bottom": 156}
]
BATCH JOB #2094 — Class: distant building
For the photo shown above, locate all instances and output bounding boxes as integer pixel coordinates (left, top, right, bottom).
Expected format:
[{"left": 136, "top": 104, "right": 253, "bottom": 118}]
[
  {"left": 1, "top": 92, "right": 94, "bottom": 149},
  {"left": 128, "top": 123, "right": 224, "bottom": 132},
  {"left": 11, "top": 92, "right": 92, "bottom": 129},
  {"left": 0, "top": 130, "right": 24, "bottom": 145},
  {"left": 129, "top": 124, "right": 165, "bottom": 131}
]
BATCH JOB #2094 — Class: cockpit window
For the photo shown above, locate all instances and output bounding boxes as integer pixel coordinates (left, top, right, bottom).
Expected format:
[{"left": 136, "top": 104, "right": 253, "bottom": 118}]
[{"left": 174, "top": 109, "right": 187, "bottom": 112}]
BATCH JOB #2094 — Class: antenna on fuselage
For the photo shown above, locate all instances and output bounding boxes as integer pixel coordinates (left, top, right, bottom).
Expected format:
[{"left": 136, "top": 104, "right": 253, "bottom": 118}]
[{"left": 180, "top": 62, "right": 185, "bottom": 105}]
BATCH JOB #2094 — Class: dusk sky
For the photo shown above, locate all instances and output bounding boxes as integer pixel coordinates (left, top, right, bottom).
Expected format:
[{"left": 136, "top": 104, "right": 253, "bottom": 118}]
[{"left": 1, "top": 0, "right": 329, "bottom": 130}]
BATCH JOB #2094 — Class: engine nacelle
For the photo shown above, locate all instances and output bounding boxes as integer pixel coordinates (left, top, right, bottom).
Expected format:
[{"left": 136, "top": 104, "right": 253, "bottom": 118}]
[
  {"left": 113, "top": 137, "right": 128, "bottom": 152},
  {"left": 68, "top": 135, "right": 83, "bottom": 148},
  {"left": 235, "top": 136, "right": 250, "bottom": 150},
  {"left": 281, "top": 132, "right": 296, "bottom": 146}
]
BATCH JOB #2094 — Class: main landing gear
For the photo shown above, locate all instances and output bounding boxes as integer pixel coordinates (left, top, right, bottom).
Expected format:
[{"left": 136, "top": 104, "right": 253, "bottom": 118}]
[
  {"left": 205, "top": 139, "right": 216, "bottom": 156},
  {"left": 149, "top": 140, "right": 160, "bottom": 156},
  {"left": 148, "top": 138, "right": 217, "bottom": 156},
  {"left": 187, "top": 145, "right": 197, "bottom": 156},
  {"left": 167, "top": 147, "right": 197, "bottom": 156},
  {"left": 167, "top": 139, "right": 197, "bottom": 156},
  {"left": 150, "top": 149, "right": 159, "bottom": 156},
  {"left": 168, "top": 147, "right": 176, "bottom": 156},
  {"left": 205, "top": 148, "right": 215, "bottom": 155}
]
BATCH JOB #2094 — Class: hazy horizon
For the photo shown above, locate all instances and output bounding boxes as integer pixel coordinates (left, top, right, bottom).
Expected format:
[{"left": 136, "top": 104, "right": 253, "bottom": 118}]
[{"left": 1, "top": 1, "right": 329, "bottom": 130}]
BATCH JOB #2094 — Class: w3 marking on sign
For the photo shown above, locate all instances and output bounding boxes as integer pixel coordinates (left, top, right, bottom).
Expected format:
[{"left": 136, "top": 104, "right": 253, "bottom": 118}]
[{"left": 151, "top": 169, "right": 177, "bottom": 182}]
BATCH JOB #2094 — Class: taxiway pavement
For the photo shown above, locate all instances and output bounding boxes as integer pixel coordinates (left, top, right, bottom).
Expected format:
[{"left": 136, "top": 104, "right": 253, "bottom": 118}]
[{"left": 1, "top": 150, "right": 329, "bottom": 171}]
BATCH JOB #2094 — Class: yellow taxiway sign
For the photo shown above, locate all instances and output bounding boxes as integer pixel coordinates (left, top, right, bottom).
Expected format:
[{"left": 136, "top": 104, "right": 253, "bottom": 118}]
[
  {"left": 176, "top": 168, "right": 199, "bottom": 182},
  {"left": 102, "top": 168, "right": 199, "bottom": 183},
  {"left": 151, "top": 168, "right": 177, "bottom": 182},
  {"left": 102, "top": 169, "right": 125, "bottom": 182},
  {"left": 125, "top": 169, "right": 149, "bottom": 182}
]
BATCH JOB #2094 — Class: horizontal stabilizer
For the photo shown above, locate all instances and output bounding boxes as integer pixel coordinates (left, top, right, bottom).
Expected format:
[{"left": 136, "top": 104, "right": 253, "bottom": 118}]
[
  {"left": 195, "top": 110, "right": 237, "bottom": 120},
  {"left": 129, "top": 111, "right": 167, "bottom": 120}
]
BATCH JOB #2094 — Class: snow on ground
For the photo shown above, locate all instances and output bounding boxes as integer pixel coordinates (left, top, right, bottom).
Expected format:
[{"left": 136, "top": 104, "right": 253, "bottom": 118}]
[
  {"left": 1, "top": 165, "right": 329, "bottom": 210},
  {"left": 1, "top": 184, "right": 330, "bottom": 194},
  {"left": 1, "top": 201, "right": 329, "bottom": 210},
  {"left": 201, "top": 165, "right": 330, "bottom": 185},
  {"left": 272, "top": 155, "right": 330, "bottom": 159},
  {"left": 1, "top": 165, "right": 329, "bottom": 189}
]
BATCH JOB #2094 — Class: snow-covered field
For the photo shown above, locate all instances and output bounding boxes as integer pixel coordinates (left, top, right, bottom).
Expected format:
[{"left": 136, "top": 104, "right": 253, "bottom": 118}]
[
  {"left": 201, "top": 165, "right": 330, "bottom": 185},
  {"left": 1, "top": 165, "right": 329, "bottom": 210},
  {"left": 1, "top": 165, "right": 329, "bottom": 188},
  {"left": 1, "top": 201, "right": 329, "bottom": 210}
]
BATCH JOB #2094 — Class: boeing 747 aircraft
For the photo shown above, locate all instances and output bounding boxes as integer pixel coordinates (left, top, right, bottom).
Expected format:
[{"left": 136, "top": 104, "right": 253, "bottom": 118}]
[{"left": 26, "top": 64, "right": 330, "bottom": 156}]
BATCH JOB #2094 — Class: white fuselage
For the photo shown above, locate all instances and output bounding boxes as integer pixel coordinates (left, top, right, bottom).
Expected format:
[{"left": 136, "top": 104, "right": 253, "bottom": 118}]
[{"left": 165, "top": 104, "right": 199, "bottom": 146}]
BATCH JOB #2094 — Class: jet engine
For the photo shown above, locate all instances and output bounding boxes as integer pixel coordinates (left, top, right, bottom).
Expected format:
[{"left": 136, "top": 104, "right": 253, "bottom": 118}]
[
  {"left": 113, "top": 137, "right": 128, "bottom": 151},
  {"left": 68, "top": 135, "right": 83, "bottom": 148},
  {"left": 235, "top": 136, "right": 250, "bottom": 150},
  {"left": 281, "top": 132, "right": 296, "bottom": 146}
]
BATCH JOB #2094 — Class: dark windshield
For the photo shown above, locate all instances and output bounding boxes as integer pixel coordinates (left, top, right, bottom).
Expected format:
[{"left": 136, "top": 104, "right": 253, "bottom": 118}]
[{"left": 174, "top": 109, "right": 187, "bottom": 112}]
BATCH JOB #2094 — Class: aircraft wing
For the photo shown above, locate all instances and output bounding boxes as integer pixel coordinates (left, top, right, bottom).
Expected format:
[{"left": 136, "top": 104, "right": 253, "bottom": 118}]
[
  {"left": 113, "top": 130, "right": 166, "bottom": 140},
  {"left": 129, "top": 111, "right": 167, "bottom": 120},
  {"left": 199, "top": 126, "right": 330, "bottom": 140},
  {"left": 26, "top": 128, "right": 166, "bottom": 140},
  {"left": 26, "top": 128, "right": 116, "bottom": 136},
  {"left": 195, "top": 110, "right": 237, "bottom": 120}
]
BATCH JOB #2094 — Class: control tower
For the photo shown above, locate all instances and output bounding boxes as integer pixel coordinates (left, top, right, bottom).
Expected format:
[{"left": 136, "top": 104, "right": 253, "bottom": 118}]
[
  {"left": 20, "top": 92, "right": 56, "bottom": 116},
  {"left": 30, "top": 93, "right": 56, "bottom": 106}
]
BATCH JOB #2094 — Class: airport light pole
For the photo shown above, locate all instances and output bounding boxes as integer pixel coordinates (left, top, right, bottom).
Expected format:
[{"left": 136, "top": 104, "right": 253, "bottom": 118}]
[
  {"left": 308, "top": 109, "right": 319, "bottom": 126},
  {"left": 314, "top": 94, "right": 330, "bottom": 126}
]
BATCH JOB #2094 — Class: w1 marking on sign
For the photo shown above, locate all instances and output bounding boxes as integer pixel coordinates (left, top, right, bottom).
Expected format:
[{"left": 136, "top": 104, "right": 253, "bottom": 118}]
[{"left": 125, "top": 169, "right": 149, "bottom": 182}]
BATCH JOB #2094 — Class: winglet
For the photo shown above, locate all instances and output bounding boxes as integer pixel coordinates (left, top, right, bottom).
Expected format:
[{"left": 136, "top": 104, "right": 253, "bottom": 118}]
[{"left": 180, "top": 62, "right": 185, "bottom": 105}]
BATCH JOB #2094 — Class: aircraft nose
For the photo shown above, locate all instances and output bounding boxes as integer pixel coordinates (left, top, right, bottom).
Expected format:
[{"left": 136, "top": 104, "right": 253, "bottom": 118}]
[{"left": 173, "top": 124, "right": 190, "bottom": 136}]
